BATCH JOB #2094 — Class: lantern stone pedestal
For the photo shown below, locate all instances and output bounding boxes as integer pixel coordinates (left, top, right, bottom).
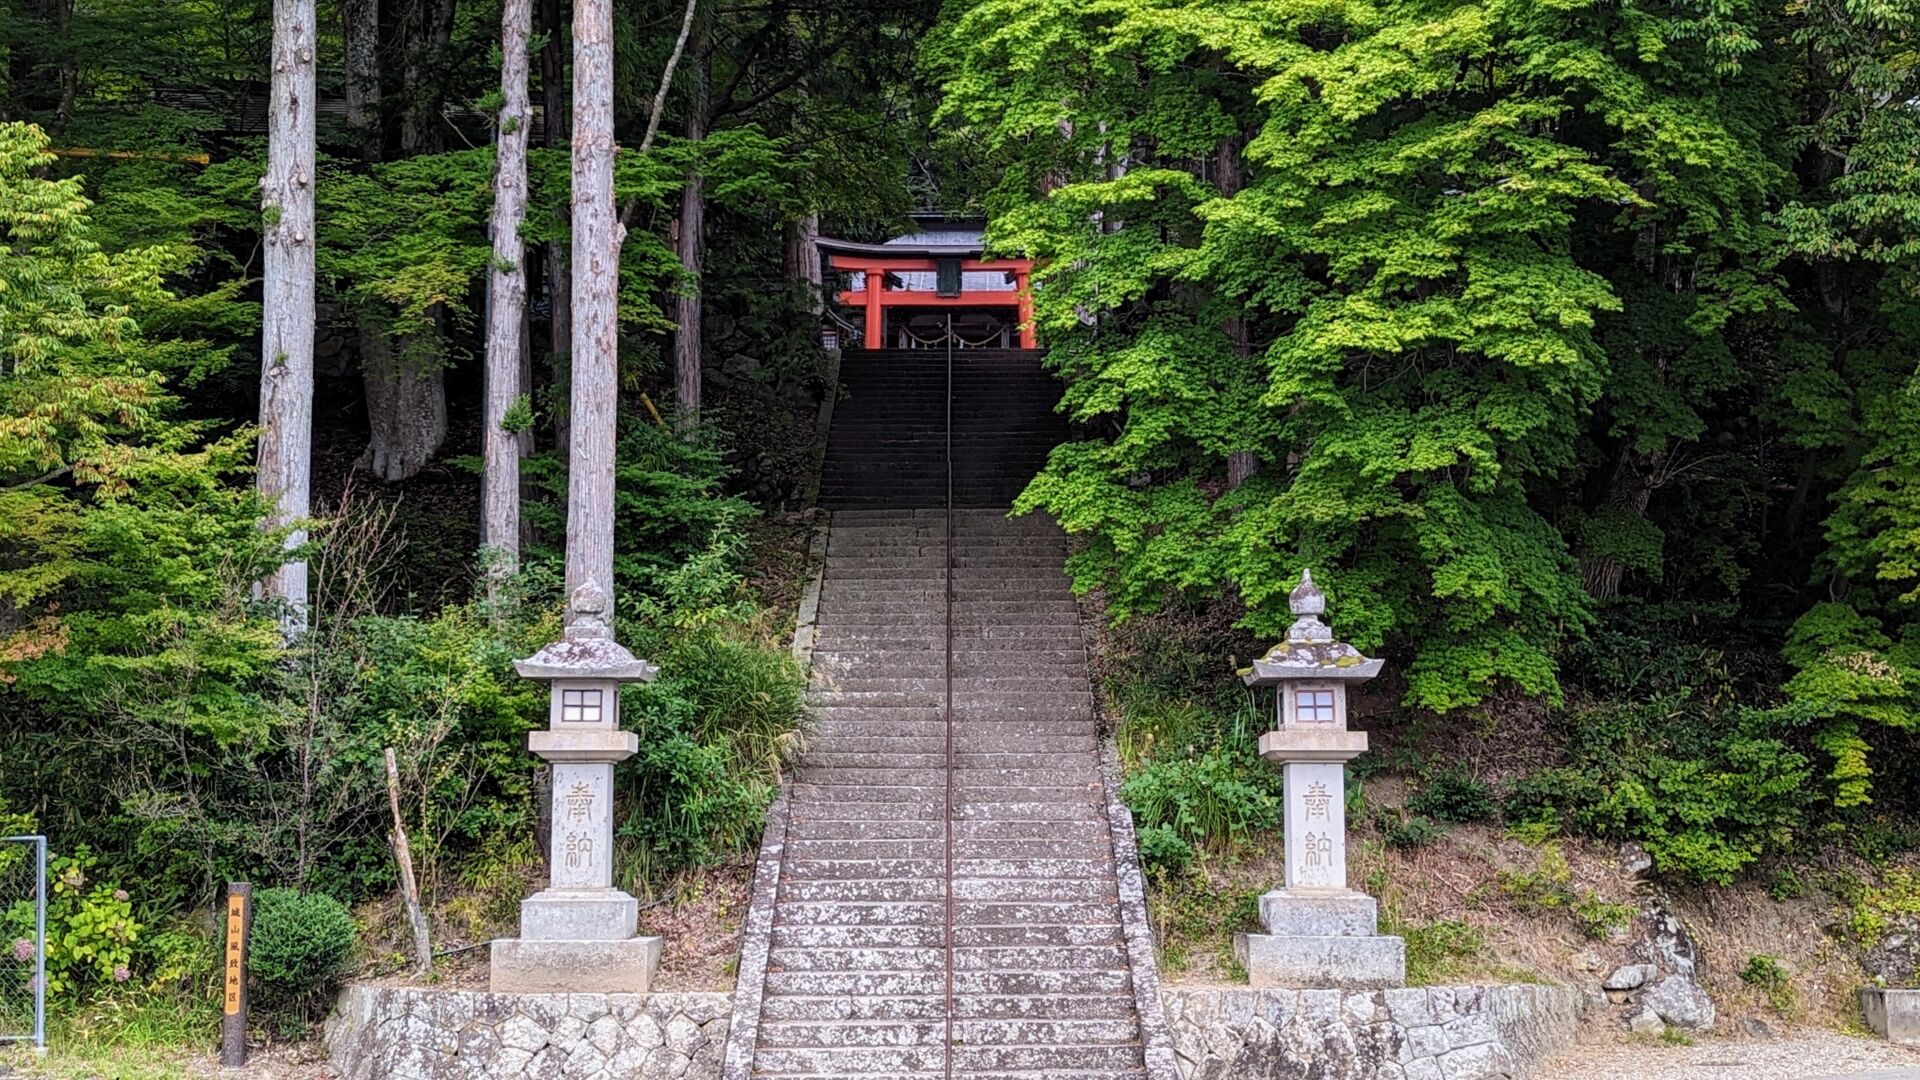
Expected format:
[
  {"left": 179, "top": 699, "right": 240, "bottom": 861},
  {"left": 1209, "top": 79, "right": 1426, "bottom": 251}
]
[
  {"left": 490, "top": 585, "right": 663, "bottom": 994},
  {"left": 1233, "top": 571, "right": 1405, "bottom": 991}
]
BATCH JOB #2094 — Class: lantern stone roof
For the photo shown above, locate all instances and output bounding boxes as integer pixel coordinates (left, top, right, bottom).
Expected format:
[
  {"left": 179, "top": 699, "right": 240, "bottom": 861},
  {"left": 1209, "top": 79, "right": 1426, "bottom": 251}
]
[
  {"left": 1241, "top": 570, "right": 1384, "bottom": 685},
  {"left": 513, "top": 582, "right": 660, "bottom": 682}
]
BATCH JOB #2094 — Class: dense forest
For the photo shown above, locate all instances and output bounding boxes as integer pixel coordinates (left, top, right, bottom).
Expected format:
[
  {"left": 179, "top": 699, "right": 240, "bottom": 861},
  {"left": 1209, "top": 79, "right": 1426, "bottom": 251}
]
[{"left": 3, "top": 0, "right": 1920, "bottom": 1058}]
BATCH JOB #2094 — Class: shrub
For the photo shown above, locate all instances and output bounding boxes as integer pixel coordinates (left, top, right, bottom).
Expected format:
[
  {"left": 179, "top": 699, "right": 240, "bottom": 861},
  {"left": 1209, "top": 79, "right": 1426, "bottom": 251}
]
[
  {"left": 246, "top": 888, "right": 355, "bottom": 1010},
  {"left": 1135, "top": 825, "right": 1195, "bottom": 873},
  {"left": 1380, "top": 810, "right": 1446, "bottom": 849},
  {"left": 1408, "top": 766, "right": 1498, "bottom": 824},
  {"left": 1121, "top": 748, "right": 1281, "bottom": 854},
  {"left": 1740, "top": 953, "right": 1796, "bottom": 1013}
]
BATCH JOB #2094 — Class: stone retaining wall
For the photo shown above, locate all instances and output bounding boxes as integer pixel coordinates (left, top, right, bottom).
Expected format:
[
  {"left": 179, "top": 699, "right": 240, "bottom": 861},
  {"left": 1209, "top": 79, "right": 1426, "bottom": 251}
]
[
  {"left": 324, "top": 985, "right": 730, "bottom": 1080},
  {"left": 1162, "top": 984, "right": 1580, "bottom": 1079},
  {"left": 327, "top": 982, "right": 1575, "bottom": 1079}
]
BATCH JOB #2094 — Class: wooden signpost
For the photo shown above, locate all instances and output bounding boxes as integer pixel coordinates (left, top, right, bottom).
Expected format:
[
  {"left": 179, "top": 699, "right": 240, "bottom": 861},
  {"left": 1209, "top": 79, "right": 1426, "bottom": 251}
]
[{"left": 220, "top": 882, "right": 251, "bottom": 1067}]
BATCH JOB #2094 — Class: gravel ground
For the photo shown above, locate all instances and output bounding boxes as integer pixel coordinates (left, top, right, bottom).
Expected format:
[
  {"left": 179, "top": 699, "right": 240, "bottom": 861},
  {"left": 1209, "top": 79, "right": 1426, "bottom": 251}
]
[{"left": 1539, "top": 1029, "right": 1920, "bottom": 1079}]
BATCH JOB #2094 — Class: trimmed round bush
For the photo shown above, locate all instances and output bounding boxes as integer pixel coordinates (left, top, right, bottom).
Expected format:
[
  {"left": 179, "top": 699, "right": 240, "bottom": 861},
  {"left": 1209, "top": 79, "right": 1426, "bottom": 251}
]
[{"left": 246, "top": 887, "right": 355, "bottom": 1004}]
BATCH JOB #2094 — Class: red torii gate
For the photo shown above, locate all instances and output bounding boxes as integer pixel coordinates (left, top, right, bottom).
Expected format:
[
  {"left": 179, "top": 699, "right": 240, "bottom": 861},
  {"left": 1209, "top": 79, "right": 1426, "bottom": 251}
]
[{"left": 818, "top": 225, "right": 1037, "bottom": 350}]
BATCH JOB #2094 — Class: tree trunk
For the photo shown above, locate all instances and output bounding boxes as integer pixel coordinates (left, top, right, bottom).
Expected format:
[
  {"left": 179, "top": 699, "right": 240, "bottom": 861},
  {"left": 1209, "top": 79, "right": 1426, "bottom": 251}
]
[
  {"left": 342, "top": 0, "right": 380, "bottom": 154},
  {"left": 482, "top": 0, "right": 532, "bottom": 588},
  {"left": 357, "top": 331, "right": 447, "bottom": 481},
  {"left": 567, "top": 0, "right": 619, "bottom": 609},
  {"left": 540, "top": 0, "right": 572, "bottom": 454},
  {"left": 671, "top": 41, "right": 709, "bottom": 436},
  {"left": 785, "top": 210, "right": 822, "bottom": 314},
  {"left": 358, "top": 0, "right": 453, "bottom": 482},
  {"left": 257, "top": 0, "right": 318, "bottom": 629}
]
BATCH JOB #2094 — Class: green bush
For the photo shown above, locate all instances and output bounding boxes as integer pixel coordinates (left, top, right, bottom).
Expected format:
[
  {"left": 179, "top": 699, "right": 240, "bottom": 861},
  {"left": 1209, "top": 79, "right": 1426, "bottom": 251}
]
[
  {"left": 1408, "top": 766, "right": 1498, "bottom": 824},
  {"left": 1383, "top": 812, "right": 1447, "bottom": 849},
  {"left": 1121, "top": 749, "right": 1281, "bottom": 854},
  {"left": 1134, "top": 825, "right": 1195, "bottom": 873},
  {"left": 246, "top": 888, "right": 355, "bottom": 1009}
]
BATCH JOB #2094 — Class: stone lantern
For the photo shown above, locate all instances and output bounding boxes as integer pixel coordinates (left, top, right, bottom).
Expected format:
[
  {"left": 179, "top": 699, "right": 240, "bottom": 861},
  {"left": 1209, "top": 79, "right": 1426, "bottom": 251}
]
[
  {"left": 1233, "top": 570, "right": 1405, "bottom": 990},
  {"left": 490, "top": 582, "right": 664, "bottom": 993}
]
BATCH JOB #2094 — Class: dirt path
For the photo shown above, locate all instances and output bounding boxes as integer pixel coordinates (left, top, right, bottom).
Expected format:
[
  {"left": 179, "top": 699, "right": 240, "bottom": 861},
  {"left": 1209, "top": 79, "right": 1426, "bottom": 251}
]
[{"left": 1539, "top": 1029, "right": 1920, "bottom": 1079}]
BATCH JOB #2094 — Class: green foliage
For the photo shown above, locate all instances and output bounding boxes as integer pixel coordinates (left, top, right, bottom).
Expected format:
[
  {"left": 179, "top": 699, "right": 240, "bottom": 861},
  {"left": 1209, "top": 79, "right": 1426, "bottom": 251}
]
[
  {"left": 1407, "top": 767, "right": 1498, "bottom": 825},
  {"left": 1, "top": 847, "right": 141, "bottom": 1001},
  {"left": 1393, "top": 919, "right": 1486, "bottom": 987},
  {"left": 1381, "top": 812, "right": 1446, "bottom": 850},
  {"left": 244, "top": 888, "right": 355, "bottom": 1014},
  {"left": 1121, "top": 749, "right": 1279, "bottom": 856},
  {"left": 1740, "top": 952, "right": 1796, "bottom": 1014}
]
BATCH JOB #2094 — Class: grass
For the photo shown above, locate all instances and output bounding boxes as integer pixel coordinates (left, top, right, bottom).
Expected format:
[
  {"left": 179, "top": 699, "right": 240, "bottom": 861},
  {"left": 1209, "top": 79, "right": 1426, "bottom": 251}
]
[{"left": 0, "top": 993, "right": 219, "bottom": 1079}]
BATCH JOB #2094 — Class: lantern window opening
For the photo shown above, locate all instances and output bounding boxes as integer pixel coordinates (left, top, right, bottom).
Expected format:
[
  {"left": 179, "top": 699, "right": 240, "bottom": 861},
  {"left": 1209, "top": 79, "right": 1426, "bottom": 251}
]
[
  {"left": 1295, "top": 688, "right": 1336, "bottom": 724},
  {"left": 561, "top": 687, "right": 604, "bottom": 724}
]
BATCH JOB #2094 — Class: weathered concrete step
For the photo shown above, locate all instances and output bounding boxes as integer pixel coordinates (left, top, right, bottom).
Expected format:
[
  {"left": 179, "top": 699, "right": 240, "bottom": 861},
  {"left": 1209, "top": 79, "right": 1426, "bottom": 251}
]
[
  {"left": 751, "top": 1044, "right": 946, "bottom": 1075},
  {"left": 952, "top": 767, "right": 1100, "bottom": 787},
  {"left": 757, "top": 1019, "right": 946, "bottom": 1049},
  {"left": 951, "top": 736, "right": 1100, "bottom": 754},
  {"left": 761, "top": 971, "right": 945, "bottom": 998},
  {"left": 953, "top": 838, "right": 1112, "bottom": 860},
  {"left": 758, "top": 995, "right": 948, "bottom": 1022},
  {"left": 950, "top": 922, "right": 1123, "bottom": 947},
  {"left": 949, "top": 994, "right": 1139, "bottom": 1020},
  {"left": 950, "top": 900, "right": 1131, "bottom": 926},
  {"left": 950, "top": 945, "right": 1128, "bottom": 970},
  {"left": 953, "top": 787, "right": 1103, "bottom": 807},
  {"left": 777, "top": 878, "right": 945, "bottom": 903},
  {"left": 785, "top": 818, "right": 944, "bottom": 840},
  {"left": 952, "top": 1018, "right": 1140, "bottom": 1045},
  {"left": 768, "top": 946, "right": 946, "bottom": 972},
  {"left": 951, "top": 968, "right": 1130, "bottom": 995},
  {"left": 799, "top": 752, "right": 948, "bottom": 770},
  {"left": 951, "top": 878, "right": 1116, "bottom": 902},
  {"left": 788, "top": 784, "right": 944, "bottom": 804},
  {"left": 772, "top": 900, "right": 943, "bottom": 925},
  {"left": 953, "top": 818, "right": 1108, "bottom": 840},
  {"left": 952, "top": 1045, "right": 1147, "bottom": 1073},
  {"left": 783, "top": 857, "right": 945, "bottom": 880},
  {"left": 950, "top": 803, "right": 1104, "bottom": 824},
  {"left": 782, "top": 801, "right": 942, "bottom": 821},
  {"left": 952, "top": 858, "right": 1114, "bottom": 881},
  {"left": 785, "top": 838, "right": 947, "bottom": 860},
  {"left": 771, "top": 923, "right": 946, "bottom": 948},
  {"left": 803, "top": 736, "right": 946, "bottom": 755}
]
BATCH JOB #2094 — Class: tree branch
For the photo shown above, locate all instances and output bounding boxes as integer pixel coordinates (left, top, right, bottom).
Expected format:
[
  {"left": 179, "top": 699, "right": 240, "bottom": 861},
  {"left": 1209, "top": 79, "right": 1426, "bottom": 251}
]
[
  {"left": 3, "top": 465, "right": 73, "bottom": 491},
  {"left": 638, "top": 0, "right": 699, "bottom": 157}
]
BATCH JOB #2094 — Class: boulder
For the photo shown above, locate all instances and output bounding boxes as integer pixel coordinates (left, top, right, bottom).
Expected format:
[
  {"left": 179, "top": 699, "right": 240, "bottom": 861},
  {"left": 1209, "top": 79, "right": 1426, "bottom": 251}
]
[
  {"left": 1627, "top": 1007, "right": 1666, "bottom": 1037},
  {"left": 1642, "top": 974, "right": 1715, "bottom": 1030},
  {"left": 1603, "top": 963, "right": 1657, "bottom": 991}
]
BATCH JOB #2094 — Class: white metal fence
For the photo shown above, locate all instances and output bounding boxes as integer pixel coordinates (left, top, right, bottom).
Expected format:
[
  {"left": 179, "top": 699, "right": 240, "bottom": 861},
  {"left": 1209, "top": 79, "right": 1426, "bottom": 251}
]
[{"left": 0, "top": 836, "right": 46, "bottom": 1051}]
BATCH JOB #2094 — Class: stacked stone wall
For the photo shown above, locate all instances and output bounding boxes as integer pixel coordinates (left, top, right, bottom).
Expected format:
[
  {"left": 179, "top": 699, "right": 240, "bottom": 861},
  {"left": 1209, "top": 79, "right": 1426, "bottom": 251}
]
[
  {"left": 1162, "top": 984, "right": 1579, "bottom": 1080},
  {"left": 325, "top": 986, "right": 730, "bottom": 1080}
]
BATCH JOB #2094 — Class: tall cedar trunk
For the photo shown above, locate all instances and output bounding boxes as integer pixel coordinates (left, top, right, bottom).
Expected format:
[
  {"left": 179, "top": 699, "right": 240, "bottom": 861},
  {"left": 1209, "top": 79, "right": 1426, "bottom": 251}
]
[
  {"left": 482, "top": 0, "right": 532, "bottom": 584},
  {"left": 785, "top": 211, "right": 822, "bottom": 314},
  {"left": 359, "top": 0, "right": 452, "bottom": 482},
  {"left": 1216, "top": 134, "right": 1261, "bottom": 490},
  {"left": 566, "top": 0, "right": 619, "bottom": 610},
  {"left": 670, "top": 38, "right": 709, "bottom": 436},
  {"left": 257, "top": 0, "right": 318, "bottom": 627},
  {"left": 541, "top": 0, "right": 573, "bottom": 454},
  {"left": 342, "top": 0, "right": 380, "bottom": 152}
]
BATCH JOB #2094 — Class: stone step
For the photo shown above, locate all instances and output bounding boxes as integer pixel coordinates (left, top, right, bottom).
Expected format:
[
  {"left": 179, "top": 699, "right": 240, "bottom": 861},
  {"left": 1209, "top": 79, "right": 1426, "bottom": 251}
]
[
  {"left": 758, "top": 995, "right": 949, "bottom": 1022},
  {"left": 949, "top": 994, "right": 1139, "bottom": 1020},
  {"left": 768, "top": 946, "right": 946, "bottom": 972},
  {"left": 952, "top": 1044, "right": 1147, "bottom": 1073},
  {"left": 950, "top": 878, "right": 1116, "bottom": 902},
  {"left": 771, "top": 900, "right": 944, "bottom": 925},
  {"left": 950, "top": 923, "right": 1124, "bottom": 948},
  {"left": 777, "top": 878, "right": 945, "bottom": 903},
  {"left": 782, "top": 801, "right": 942, "bottom": 821},
  {"left": 783, "top": 858, "right": 946, "bottom": 880},
  {"left": 951, "top": 858, "right": 1114, "bottom": 881},
  {"left": 757, "top": 1019, "right": 947, "bottom": 1049},
  {"left": 951, "top": 969, "right": 1130, "bottom": 995},
  {"left": 785, "top": 819, "right": 944, "bottom": 840},
  {"left": 751, "top": 1044, "right": 947, "bottom": 1075},
  {"left": 952, "top": 1018, "right": 1140, "bottom": 1045},
  {"left": 761, "top": 971, "right": 945, "bottom": 998},
  {"left": 949, "top": 900, "right": 1130, "bottom": 925}
]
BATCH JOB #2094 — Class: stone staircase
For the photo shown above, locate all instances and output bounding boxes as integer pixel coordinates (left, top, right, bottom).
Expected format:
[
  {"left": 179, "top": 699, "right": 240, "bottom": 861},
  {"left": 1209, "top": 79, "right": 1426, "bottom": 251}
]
[{"left": 737, "top": 349, "right": 1156, "bottom": 1078}]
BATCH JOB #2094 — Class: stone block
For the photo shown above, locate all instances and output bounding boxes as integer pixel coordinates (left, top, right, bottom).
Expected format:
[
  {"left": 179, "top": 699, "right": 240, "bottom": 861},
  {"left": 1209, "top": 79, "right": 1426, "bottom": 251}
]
[
  {"left": 489, "top": 936, "right": 662, "bottom": 993},
  {"left": 1861, "top": 987, "right": 1920, "bottom": 1047},
  {"left": 519, "top": 889, "right": 638, "bottom": 941},
  {"left": 1259, "top": 889, "right": 1380, "bottom": 937},
  {"left": 1235, "top": 931, "right": 1406, "bottom": 990}
]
